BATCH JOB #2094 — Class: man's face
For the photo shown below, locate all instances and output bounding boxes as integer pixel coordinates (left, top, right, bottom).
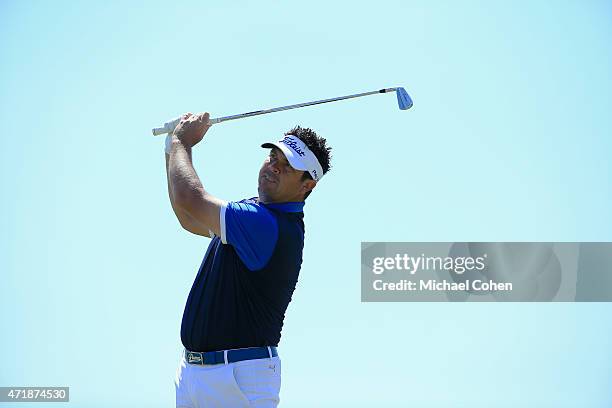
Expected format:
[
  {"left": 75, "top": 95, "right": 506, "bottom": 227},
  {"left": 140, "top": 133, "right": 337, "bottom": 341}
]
[{"left": 258, "top": 148, "right": 314, "bottom": 203}]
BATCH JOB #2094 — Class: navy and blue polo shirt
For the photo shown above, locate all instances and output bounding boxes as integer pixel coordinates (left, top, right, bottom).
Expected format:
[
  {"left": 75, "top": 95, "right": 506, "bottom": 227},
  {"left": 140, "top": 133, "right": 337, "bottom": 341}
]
[{"left": 180, "top": 197, "right": 305, "bottom": 352}]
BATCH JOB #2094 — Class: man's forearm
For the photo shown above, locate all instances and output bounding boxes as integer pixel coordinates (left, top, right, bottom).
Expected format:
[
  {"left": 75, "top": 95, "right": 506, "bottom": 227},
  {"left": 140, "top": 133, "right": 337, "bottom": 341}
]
[
  {"left": 166, "top": 151, "right": 211, "bottom": 236},
  {"left": 166, "top": 153, "right": 189, "bottom": 216},
  {"left": 167, "top": 136, "right": 206, "bottom": 209}
]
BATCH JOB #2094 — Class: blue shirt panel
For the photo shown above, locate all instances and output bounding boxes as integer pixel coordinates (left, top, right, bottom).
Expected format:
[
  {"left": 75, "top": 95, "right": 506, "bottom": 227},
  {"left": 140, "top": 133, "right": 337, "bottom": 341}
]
[{"left": 224, "top": 198, "right": 305, "bottom": 270}]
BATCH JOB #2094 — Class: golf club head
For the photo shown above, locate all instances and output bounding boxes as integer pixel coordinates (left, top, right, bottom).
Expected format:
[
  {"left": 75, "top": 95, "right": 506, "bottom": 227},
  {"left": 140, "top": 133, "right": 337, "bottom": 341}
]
[{"left": 396, "top": 87, "right": 413, "bottom": 110}]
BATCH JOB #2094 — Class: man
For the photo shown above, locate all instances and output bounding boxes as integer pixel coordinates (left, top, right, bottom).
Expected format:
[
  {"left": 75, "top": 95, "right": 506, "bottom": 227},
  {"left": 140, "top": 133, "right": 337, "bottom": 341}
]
[{"left": 165, "top": 112, "right": 332, "bottom": 407}]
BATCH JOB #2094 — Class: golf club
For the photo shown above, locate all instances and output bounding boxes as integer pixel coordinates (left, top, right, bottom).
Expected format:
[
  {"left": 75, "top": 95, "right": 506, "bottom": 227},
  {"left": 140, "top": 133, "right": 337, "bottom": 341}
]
[{"left": 152, "top": 87, "right": 413, "bottom": 136}]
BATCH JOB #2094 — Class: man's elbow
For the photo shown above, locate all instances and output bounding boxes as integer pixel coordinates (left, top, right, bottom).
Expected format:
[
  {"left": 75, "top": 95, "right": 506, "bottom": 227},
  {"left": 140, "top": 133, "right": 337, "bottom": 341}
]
[
  {"left": 176, "top": 214, "right": 192, "bottom": 231},
  {"left": 174, "top": 207, "right": 208, "bottom": 236},
  {"left": 172, "top": 189, "right": 219, "bottom": 235},
  {"left": 178, "top": 220, "right": 200, "bottom": 236},
  {"left": 170, "top": 204, "right": 191, "bottom": 228},
  {"left": 173, "top": 189, "right": 201, "bottom": 216}
]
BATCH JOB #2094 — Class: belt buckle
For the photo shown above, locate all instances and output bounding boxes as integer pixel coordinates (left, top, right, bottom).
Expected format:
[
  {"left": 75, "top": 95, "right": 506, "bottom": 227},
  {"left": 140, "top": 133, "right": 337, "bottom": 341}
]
[{"left": 187, "top": 351, "right": 204, "bottom": 365}]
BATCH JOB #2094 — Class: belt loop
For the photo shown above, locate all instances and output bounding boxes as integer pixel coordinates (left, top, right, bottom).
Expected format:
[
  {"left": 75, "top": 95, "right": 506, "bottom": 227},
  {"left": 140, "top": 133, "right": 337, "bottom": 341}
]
[
  {"left": 223, "top": 350, "right": 228, "bottom": 364},
  {"left": 267, "top": 346, "right": 272, "bottom": 358}
]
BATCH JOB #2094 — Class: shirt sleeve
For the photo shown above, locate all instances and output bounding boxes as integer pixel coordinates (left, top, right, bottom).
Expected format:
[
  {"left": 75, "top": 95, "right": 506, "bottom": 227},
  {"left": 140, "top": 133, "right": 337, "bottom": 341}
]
[{"left": 220, "top": 201, "right": 279, "bottom": 270}]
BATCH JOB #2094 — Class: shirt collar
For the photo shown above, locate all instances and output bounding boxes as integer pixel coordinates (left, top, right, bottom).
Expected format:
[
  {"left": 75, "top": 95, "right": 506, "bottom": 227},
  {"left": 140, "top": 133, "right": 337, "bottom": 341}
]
[{"left": 250, "top": 197, "right": 304, "bottom": 213}]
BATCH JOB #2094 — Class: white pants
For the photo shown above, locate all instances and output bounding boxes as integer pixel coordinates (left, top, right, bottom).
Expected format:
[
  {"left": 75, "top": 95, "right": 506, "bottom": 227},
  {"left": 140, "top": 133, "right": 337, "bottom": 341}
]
[{"left": 175, "top": 351, "right": 281, "bottom": 407}]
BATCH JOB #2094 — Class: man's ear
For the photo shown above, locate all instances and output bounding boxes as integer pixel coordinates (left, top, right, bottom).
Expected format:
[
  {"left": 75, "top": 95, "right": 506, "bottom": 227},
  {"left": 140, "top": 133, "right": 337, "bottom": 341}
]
[{"left": 301, "top": 179, "right": 317, "bottom": 194}]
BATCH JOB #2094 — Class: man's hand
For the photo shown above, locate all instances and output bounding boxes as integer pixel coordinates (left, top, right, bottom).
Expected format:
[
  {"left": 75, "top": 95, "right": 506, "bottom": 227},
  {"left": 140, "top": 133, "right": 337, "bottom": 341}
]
[{"left": 173, "top": 112, "right": 212, "bottom": 148}]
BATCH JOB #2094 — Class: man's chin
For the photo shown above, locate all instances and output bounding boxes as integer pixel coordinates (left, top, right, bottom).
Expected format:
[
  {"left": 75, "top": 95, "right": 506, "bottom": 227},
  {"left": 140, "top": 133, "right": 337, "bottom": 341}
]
[{"left": 258, "top": 185, "right": 275, "bottom": 201}]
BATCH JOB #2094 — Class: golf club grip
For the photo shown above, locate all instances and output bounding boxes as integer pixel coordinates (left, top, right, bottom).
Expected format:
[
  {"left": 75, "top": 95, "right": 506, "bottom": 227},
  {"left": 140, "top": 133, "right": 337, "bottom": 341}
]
[
  {"left": 151, "top": 117, "right": 221, "bottom": 136},
  {"left": 151, "top": 117, "right": 181, "bottom": 136},
  {"left": 152, "top": 127, "right": 168, "bottom": 136}
]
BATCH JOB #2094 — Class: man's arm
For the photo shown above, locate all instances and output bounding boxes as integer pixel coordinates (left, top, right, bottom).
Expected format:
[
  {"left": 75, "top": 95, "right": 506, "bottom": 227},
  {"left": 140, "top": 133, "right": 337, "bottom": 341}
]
[
  {"left": 166, "top": 112, "right": 226, "bottom": 237},
  {"left": 165, "top": 152, "right": 212, "bottom": 236}
]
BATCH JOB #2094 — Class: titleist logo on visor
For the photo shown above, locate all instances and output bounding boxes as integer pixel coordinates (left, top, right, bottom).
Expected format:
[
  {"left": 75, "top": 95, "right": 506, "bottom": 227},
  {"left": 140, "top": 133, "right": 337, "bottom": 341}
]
[{"left": 281, "top": 136, "right": 306, "bottom": 157}]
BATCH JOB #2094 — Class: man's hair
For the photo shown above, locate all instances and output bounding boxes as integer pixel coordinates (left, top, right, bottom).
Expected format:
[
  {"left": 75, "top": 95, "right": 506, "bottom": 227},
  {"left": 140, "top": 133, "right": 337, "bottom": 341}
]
[{"left": 285, "top": 126, "right": 332, "bottom": 199}]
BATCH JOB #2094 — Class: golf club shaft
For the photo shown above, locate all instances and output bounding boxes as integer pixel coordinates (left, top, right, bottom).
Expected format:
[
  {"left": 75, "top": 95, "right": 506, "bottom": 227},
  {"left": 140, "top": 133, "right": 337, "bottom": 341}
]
[{"left": 152, "top": 88, "right": 399, "bottom": 136}]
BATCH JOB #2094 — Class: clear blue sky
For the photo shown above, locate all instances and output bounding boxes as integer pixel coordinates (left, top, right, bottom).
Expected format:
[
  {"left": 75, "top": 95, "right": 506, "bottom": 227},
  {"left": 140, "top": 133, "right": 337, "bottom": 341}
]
[{"left": 1, "top": 1, "right": 611, "bottom": 406}]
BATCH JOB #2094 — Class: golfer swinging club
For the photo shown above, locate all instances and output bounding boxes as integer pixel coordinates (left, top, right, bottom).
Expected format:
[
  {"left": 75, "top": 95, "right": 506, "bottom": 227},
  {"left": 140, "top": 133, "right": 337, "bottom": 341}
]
[{"left": 165, "top": 112, "right": 332, "bottom": 407}]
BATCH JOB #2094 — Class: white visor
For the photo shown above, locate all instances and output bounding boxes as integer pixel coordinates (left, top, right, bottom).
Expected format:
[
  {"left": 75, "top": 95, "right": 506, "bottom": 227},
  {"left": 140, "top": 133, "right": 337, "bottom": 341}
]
[{"left": 261, "top": 135, "right": 324, "bottom": 181}]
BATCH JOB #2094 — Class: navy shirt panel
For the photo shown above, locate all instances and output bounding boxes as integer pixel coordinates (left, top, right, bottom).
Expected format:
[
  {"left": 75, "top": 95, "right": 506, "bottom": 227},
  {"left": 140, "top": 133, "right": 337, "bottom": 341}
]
[{"left": 180, "top": 199, "right": 305, "bottom": 352}]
